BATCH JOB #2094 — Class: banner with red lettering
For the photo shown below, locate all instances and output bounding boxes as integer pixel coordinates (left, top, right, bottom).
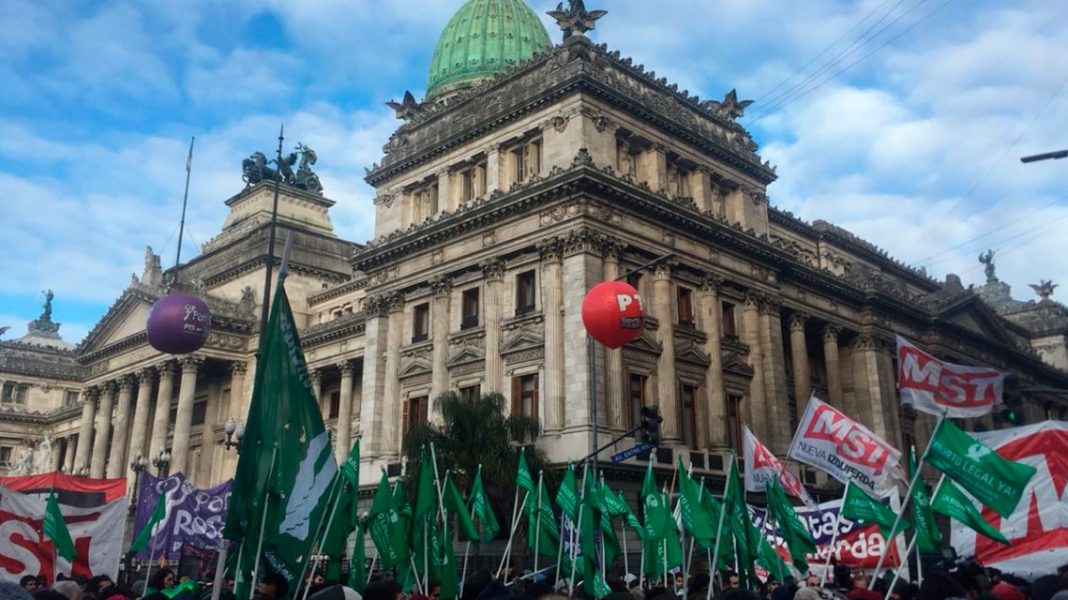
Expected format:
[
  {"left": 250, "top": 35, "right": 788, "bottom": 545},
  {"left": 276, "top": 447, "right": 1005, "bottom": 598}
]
[
  {"left": 950, "top": 420, "right": 1068, "bottom": 578},
  {"left": 744, "top": 426, "right": 816, "bottom": 507},
  {"left": 896, "top": 336, "right": 1004, "bottom": 418},
  {"left": 0, "top": 472, "right": 126, "bottom": 507},
  {"left": 0, "top": 484, "right": 126, "bottom": 582},
  {"left": 787, "top": 396, "right": 903, "bottom": 497}
]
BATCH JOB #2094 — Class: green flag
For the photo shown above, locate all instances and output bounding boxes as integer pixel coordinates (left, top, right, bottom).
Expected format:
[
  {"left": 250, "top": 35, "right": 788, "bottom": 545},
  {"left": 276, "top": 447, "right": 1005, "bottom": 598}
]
[
  {"left": 556, "top": 464, "right": 580, "bottom": 521},
  {"left": 516, "top": 448, "right": 535, "bottom": 495},
  {"left": 842, "top": 483, "right": 910, "bottom": 539},
  {"left": 925, "top": 419, "right": 1036, "bottom": 518},
  {"left": 931, "top": 480, "right": 1010, "bottom": 545},
  {"left": 725, "top": 456, "right": 759, "bottom": 587},
  {"left": 699, "top": 484, "right": 732, "bottom": 570},
  {"left": 433, "top": 518, "right": 459, "bottom": 600},
  {"left": 443, "top": 473, "right": 480, "bottom": 543},
  {"left": 367, "top": 471, "right": 410, "bottom": 569},
  {"left": 677, "top": 459, "right": 715, "bottom": 545},
  {"left": 639, "top": 461, "right": 670, "bottom": 543},
  {"left": 468, "top": 466, "right": 500, "bottom": 542},
  {"left": 340, "top": 437, "right": 361, "bottom": 487},
  {"left": 348, "top": 521, "right": 367, "bottom": 593},
  {"left": 908, "top": 449, "right": 942, "bottom": 553},
  {"left": 223, "top": 276, "right": 339, "bottom": 593},
  {"left": 525, "top": 472, "right": 560, "bottom": 559},
  {"left": 756, "top": 535, "right": 790, "bottom": 582},
  {"left": 412, "top": 453, "right": 436, "bottom": 524},
  {"left": 323, "top": 438, "right": 363, "bottom": 577},
  {"left": 44, "top": 491, "right": 76, "bottom": 562},
  {"left": 129, "top": 490, "right": 166, "bottom": 554},
  {"left": 765, "top": 479, "right": 816, "bottom": 573}
]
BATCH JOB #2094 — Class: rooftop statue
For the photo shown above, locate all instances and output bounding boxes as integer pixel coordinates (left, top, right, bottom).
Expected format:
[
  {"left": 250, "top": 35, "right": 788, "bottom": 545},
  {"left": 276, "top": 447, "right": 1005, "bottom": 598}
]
[
  {"left": 714, "top": 89, "right": 754, "bottom": 121},
  {"left": 978, "top": 249, "right": 998, "bottom": 283},
  {"left": 242, "top": 144, "right": 323, "bottom": 194},
  {"left": 40, "top": 289, "right": 53, "bottom": 321},
  {"left": 1029, "top": 280, "right": 1057, "bottom": 301},
  {"left": 547, "top": 0, "right": 607, "bottom": 40},
  {"left": 387, "top": 91, "right": 422, "bottom": 121}
]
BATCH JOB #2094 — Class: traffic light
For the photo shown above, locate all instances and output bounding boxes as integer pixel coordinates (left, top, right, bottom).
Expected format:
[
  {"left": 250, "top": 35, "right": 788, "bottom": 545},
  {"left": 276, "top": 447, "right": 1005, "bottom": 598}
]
[{"left": 640, "top": 405, "right": 663, "bottom": 446}]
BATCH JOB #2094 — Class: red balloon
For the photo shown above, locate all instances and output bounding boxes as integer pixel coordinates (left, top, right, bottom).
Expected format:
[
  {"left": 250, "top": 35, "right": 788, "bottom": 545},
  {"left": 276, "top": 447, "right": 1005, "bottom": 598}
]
[
  {"left": 581, "top": 280, "right": 645, "bottom": 349},
  {"left": 146, "top": 294, "right": 213, "bottom": 354}
]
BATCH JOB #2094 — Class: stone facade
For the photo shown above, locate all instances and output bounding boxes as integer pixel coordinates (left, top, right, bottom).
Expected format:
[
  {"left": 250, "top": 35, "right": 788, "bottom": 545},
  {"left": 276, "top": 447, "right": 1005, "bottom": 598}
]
[{"left": 3, "top": 20, "right": 1068, "bottom": 495}]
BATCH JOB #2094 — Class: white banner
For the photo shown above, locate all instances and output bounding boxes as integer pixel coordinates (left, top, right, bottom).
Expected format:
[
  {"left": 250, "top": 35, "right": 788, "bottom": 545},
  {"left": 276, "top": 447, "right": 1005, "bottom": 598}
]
[
  {"left": 950, "top": 421, "right": 1068, "bottom": 579},
  {"left": 743, "top": 426, "right": 815, "bottom": 507},
  {"left": 896, "top": 336, "right": 1004, "bottom": 418},
  {"left": 787, "top": 396, "right": 902, "bottom": 497},
  {"left": 0, "top": 485, "right": 126, "bottom": 582}
]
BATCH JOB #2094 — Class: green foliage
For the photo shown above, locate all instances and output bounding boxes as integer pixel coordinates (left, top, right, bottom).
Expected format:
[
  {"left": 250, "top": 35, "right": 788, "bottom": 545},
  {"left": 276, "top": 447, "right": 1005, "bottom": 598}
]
[{"left": 401, "top": 392, "right": 549, "bottom": 539}]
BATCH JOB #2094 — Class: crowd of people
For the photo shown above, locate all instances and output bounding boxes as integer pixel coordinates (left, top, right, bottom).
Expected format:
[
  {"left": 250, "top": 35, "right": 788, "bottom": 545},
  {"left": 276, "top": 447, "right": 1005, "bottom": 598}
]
[{"left": 3, "top": 561, "right": 1067, "bottom": 600}]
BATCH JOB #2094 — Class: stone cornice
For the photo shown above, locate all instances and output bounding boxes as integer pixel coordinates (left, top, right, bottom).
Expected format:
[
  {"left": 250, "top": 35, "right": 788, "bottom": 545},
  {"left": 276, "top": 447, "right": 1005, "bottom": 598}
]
[
  {"left": 308, "top": 277, "right": 369, "bottom": 306},
  {"left": 0, "top": 403, "right": 82, "bottom": 425},
  {"left": 301, "top": 314, "right": 367, "bottom": 349}
]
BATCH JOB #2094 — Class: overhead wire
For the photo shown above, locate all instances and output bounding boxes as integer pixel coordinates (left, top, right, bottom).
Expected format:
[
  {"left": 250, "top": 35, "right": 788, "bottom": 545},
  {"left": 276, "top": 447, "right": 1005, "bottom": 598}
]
[{"left": 916, "top": 197, "right": 1065, "bottom": 266}]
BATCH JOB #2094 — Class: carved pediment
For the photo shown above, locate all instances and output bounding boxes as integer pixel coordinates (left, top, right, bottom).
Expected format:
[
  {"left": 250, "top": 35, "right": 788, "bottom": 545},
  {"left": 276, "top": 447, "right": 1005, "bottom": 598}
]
[
  {"left": 722, "top": 351, "right": 754, "bottom": 377},
  {"left": 624, "top": 333, "right": 661, "bottom": 355},
  {"left": 77, "top": 289, "right": 158, "bottom": 356},
  {"left": 935, "top": 296, "right": 1017, "bottom": 348},
  {"left": 675, "top": 341, "right": 710, "bottom": 366},
  {"left": 446, "top": 346, "right": 485, "bottom": 367},
  {"left": 399, "top": 358, "right": 433, "bottom": 379},
  {"left": 501, "top": 330, "right": 544, "bottom": 354}
]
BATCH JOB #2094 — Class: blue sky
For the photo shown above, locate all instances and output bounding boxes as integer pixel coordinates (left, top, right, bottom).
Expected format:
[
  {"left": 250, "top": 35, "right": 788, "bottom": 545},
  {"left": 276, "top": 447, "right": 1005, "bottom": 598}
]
[{"left": 2, "top": 0, "right": 1067, "bottom": 344}]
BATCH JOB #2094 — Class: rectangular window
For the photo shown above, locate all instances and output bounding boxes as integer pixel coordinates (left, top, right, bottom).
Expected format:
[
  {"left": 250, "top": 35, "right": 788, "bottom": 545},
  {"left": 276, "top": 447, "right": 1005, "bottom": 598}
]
[
  {"left": 511, "top": 374, "right": 539, "bottom": 427},
  {"left": 65, "top": 391, "right": 79, "bottom": 407},
  {"left": 516, "top": 270, "right": 536, "bottom": 315},
  {"left": 512, "top": 139, "right": 542, "bottom": 184},
  {"left": 403, "top": 395, "right": 429, "bottom": 438},
  {"left": 13, "top": 386, "right": 26, "bottom": 404},
  {"left": 677, "top": 287, "right": 694, "bottom": 327},
  {"left": 330, "top": 390, "right": 341, "bottom": 420},
  {"left": 461, "top": 168, "right": 475, "bottom": 203},
  {"left": 0, "top": 447, "right": 11, "bottom": 466},
  {"left": 191, "top": 398, "right": 208, "bottom": 427},
  {"left": 726, "top": 395, "right": 743, "bottom": 451},
  {"left": 459, "top": 384, "right": 480, "bottom": 403},
  {"left": 627, "top": 373, "right": 649, "bottom": 431},
  {"left": 412, "top": 303, "right": 430, "bottom": 342},
  {"left": 1, "top": 383, "right": 14, "bottom": 403},
  {"left": 461, "top": 288, "right": 480, "bottom": 330},
  {"left": 626, "top": 272, "right": 642, "bottom": 297},
  {"left": 721, "top": 301, "right": 738, "bottom": 337},
  {"left": 680, "top": 384, "right": 698, "bottom": 447}
]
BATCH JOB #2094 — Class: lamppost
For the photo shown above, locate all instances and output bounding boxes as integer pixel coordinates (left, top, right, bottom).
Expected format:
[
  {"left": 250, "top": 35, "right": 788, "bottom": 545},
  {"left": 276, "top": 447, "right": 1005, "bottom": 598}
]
[
  {"left": 152, "top": 449, "right": 172, "bottom": 477},
  {"left": 223, "top": 416, "right": 244, "bottom": 452},
  {"left": 1021, "top": 150, "right": 1068, "bottom": 163},
  {"left": 128, "top": 453, "right": 148, "bottom": 516}
]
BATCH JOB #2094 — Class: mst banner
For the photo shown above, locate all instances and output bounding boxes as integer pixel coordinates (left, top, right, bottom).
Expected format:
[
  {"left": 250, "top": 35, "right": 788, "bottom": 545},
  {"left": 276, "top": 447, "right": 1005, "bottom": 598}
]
[
  {"left": 896, "top": 336, "right": 1004, "bottom": 418},
  {"left": 788, "top": 396, "right": 902, "bottom": 497},
  {"left": 744, "top": 427, "right": 815, "bottom": 507},
  {"left": 0, "top": 484, "right": 126, "bottom": 582},
  {"left": 132, "top": 472, "right": 231, "bottom": 558},
  {"left": 950, "top": 421, "right": 1067, "bottom": 578}
]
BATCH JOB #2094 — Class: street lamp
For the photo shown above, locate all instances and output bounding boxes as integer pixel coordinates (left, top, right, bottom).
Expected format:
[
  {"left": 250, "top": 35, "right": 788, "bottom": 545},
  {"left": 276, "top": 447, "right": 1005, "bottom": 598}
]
[
  {"left": 152, "top": 449, "right": 172, "bottom": 477},
  {"left": 223, "top": 416, "right": 244, "bottom": 452},
  {"left": 1021, "top": 149, "right": 1068, "bottom": 163},
  {"left": 128, "top": 453, "right": 148, "bottom": 516}
]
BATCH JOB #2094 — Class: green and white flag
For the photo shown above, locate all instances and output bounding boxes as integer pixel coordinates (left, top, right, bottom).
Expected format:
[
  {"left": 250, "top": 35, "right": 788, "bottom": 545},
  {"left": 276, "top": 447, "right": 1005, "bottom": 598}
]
[
  {"left": 223, "top": 276, "right": 339, "bottom": 594},
  {"left": 908, "top": 449, "right": 942, "bottom": 553},
  {"left": 347, "top": 521, "right": 367, "bottom": 593},
  {"left": 931, "top": 480, "right": 1010, "bottom": 545},
  {"left": 765, "top": 479, "right": 816, "bottom": 573},
  {"left": 725, "top": 456, "right": 760, "bottom": 587},
  {"left": 44, "top": 491, "right": 76, "bottom": 562},
  {"left": 443, "top": 473, "right": 480, "bottom": 543},
  {"left": 556, "top": 464, "right": 580, "bottom": 521},
  {"left": 468, "top": 466, "right": 500, "bottom": 542},
  {"left": 129, "top": 490, "right": 166, "bottom": 554},
  {"left": 677, "top": 458, "right": 715, "bottom": 546},
  {"left": 925, "top": 419, "right": 1036, "bottom": 518},
  {"left": 367, "top": 471, "right": 410, "bottom": 570},
  {"left": 842, "top": 483, "right": 909, "bottom": 539},
  {"left": 756, "top": 534, "right": 790, "bottom": 582},
  {"left": 516, "top": 448, "right": 535, "bottom": 495}
]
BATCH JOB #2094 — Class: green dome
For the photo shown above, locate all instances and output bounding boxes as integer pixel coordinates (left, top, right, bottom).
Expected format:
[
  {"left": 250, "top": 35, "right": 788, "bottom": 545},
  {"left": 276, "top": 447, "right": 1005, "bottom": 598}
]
[{"left": 427, "top": 0, "right": 553, "bottom": 99}]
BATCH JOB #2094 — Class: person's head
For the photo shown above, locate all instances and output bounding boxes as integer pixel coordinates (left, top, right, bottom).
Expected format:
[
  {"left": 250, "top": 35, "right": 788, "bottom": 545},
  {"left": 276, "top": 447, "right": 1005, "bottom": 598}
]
[
  {"left": 148, "top": 570, "right": 175, "bottom": 592},
  {"left": 311, "top": 575, "right": 325, "bottom": 588},
  {"left": 36, "top": 578, "right": 47, "bottom": 590},
  {"left": 224, "top": 579, "right": 235, "bottom": 593},
  {"left": 851, "top": 575, "right": 870, "bottom": 591},
  {"left": 361, "top": 581, "right": 402, "bottom": 600},
  {"left": 50, "top": 582, "right": 82, "bottom": 600},
  {"left": 256, "top": 574, "right": 289, "bottom": 600},
  {"left": 726, "top": 573, "right": 740, "bottom": 589},
  {"left": 88, "top": 578, "right": 113, "bottom": 596},
  {"left": 426, "top": 580, "right": 440, "bottom": 600},
  {"left": 805, "top": 576, "right": 820, "bottom": 589},
  {"left": 21, "top": 577, "right": 38, "bottom": 593},
  {"left": 795, "top": 588, "right": 821, "bottom": 600}
]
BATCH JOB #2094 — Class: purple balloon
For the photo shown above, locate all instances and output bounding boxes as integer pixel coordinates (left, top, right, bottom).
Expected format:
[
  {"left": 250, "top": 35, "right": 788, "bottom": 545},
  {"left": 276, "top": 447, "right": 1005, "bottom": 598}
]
[{"left": 146, "top": 294, "right": 213, "bottom": 354}]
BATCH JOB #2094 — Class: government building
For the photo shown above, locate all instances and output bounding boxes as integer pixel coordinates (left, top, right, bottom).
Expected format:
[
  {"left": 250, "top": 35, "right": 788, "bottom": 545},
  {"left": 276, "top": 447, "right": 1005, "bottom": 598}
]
[{"left": 2, "top": 0, "right": 1067, "bottom": 500}]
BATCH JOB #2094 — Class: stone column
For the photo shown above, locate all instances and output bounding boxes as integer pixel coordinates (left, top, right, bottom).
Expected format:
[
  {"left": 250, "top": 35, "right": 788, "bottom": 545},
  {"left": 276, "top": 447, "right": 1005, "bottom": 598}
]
[
  {"left": 336, "top": 361, "right": 355, "bottom": 462},
  {"left": 229, "top": 361, "right": 248, "bottom": 421},
  {"left": 381, "top": 295, "right": 405, "bottom": 459},
  {"left": 540, "top": 240, "right": 565, "bottom": 431},
  {"left": 127, "top": 369, "right": 155, "bottom": 469},
  {"left": 851, "top": 334, "right": 891, "bottom": 439},
  {"left": 90, "top": 382, "right": 116, "bottom": 478},
  {"left": 73, "top": 387, "right": 98, "bottom": 473},
  {"left": 63, "top": 436, "right": 76, "bottom": 473},
  {"left": 437, "top": 169, "right": 453, "bottom": 212},
  {"left": 359, "top": 298, "right": 390, "bottom": 459},
  {"left": 742, "top": 294, "right": 768, "bottom": 443},
  {"left": 759, "top": 298, "right": 790, "bottom": 452},
  {"left": 485, "top": 146, "right": 501, "bottom": 196},
  {"left": 430, "top": 277, "right": 452, "bottom": 406},
  {"left": 482, "top": 260, "right": 505, "bottom": 394},
  {"left": 789, "top": 314, "right": 811, "bottom": 405},
  {"left": 876, "top": 342, "right": 902, "bottom": 448},
  {"left": 602, "top": 242, "right": 625, "bottom": 431},
  {"left": 311, "top": 369, "right": 324, "bottom": 418},
  {"left": 106, "top": 376, "right": 134, "bottom": 478},
  {"left": 699, "top": 275, "right": 727, "bottom": 450},
  {"left": 148, "top": 362, "right": 176, "bottom": 467},
  {"left": 821, "top": 325, "right": 844, "bottom": 408},
  {"left": 170, "top": 355, "right": 203, "bottom": 475},
  {"left": 52, "top": 442, "right": 63, "bottom": 472},
  {"left": 653, "top": 261, "right": 680, "bottom": 444}
]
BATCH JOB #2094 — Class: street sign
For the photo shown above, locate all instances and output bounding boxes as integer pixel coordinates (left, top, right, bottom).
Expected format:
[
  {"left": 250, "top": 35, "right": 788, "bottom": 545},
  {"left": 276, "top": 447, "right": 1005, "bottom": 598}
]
[{"left": 610, "top": 442, "right": 654, "bottom": 463}]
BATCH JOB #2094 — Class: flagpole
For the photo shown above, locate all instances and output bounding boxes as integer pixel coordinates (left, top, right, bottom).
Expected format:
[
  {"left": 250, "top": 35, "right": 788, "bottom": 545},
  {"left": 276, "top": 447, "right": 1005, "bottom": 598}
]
[
  {"left": 553, "top": 512, "right": 565, "bottom": 589},
  {"left": 869, "top": 413, "right": 946, "bottom": 588},
  {"left": 496, "top": 482, "right": 523, "bottom": 579},
  {"left": 294, "top": 474, "right": 345, "bottom": 600},
  {"left": 884, "top": 476, "right": 944, "bottom": 599},
  {"left": 248, "top": 447, "right": 279, "bottom": 600},
  {"left": 819, "top": 481, "right": 848, "bottom": 589},
  {"left": 299, "top": 479, "right": 348, "bottom": 600},
  {"left": 621, "top": 508, "right": 630, "bottom": 579},
  {"left": 533, "top": 472, "right": 543, "bottom": 576},
  {"left": 568, "top": 466, "right": 589, "bottom": 597},
  {"left": 461, "top": 470, "right": 479, "bottom": 592},
  {"left": 706, "top": 454, "right": 731, "bottom": 600}
]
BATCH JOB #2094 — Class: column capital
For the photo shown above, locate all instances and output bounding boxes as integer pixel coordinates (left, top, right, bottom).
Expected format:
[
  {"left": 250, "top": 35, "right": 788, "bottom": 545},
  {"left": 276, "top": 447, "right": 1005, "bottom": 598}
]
[
  {"left": 102, "top": 380, "right": 119, "bottom": 395},
  {"left": 653, "top": 258, "right": 679, "bottom": 279},
  {"left": 136, "top": 367, "right": 157, "bottom": 385},
  {"left": 363, "top": 294, "right": 392, "bottom": 318},
  {"left": 789, "top": 312, "right": 809, "bottom": 332},
  {"left": 851, "top": 332, "right": 880, "bottom": 352},
  {"left": 230, "top": 361, "right": 248, "bottom": 376},
  {"left": 387, "top": 292, "right": 405, "bottom": 314},
  {"left": 338, "top": 361, "right": 355, "bottom": 376},
  {"left": 429, "top": 276, "right": 452, "bottom": 298},
  {"left": 118, "top": 375, "right": 135, "bottom": 392},
  {"left": 537, "top": 238, "right": 564, "bottom": 264},
  {"left": 82, "top": 386, "right": 101, "bottom": 402},
  {"left": 157, "top": 360, "right": 177, "bottom": 380},
  {"left": 699, "top": 273, "right": 723, "bottom": 293},
  {"left": 758, "top": 295, "right": 781, "bottom": 316},
  {"left": 821, "top": 324, "right": 842, "bottom": 343},
  {"left": 178, "top": 355, "right": 204, "bottom": 373},
  {"left": 597, "top": 236, "right": 625, "bottom": 261},
  {"left": 310, "top": 368, "right": 323, "bottom": 384},
  {"left": 481, "top": 258, "right": 505, "bottom": 281},
  {"left": 743, "top": 291, "right": 762, "bottom": 310}
]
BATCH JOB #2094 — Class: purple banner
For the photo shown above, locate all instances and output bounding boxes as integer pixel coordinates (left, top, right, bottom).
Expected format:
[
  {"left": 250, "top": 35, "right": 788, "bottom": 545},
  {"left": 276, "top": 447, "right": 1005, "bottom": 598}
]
[{"left": 132, "top": 472, "right": 232, "bottom": 558}]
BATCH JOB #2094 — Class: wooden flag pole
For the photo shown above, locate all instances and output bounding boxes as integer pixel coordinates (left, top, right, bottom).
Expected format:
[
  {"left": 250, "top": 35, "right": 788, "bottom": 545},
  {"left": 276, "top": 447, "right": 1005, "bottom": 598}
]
[
  {"left": 869, "top": 412, "right": 946, "bottom": 588},
  {"left": 819, "top": 481, "right": 849, "bottom": 589}
]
